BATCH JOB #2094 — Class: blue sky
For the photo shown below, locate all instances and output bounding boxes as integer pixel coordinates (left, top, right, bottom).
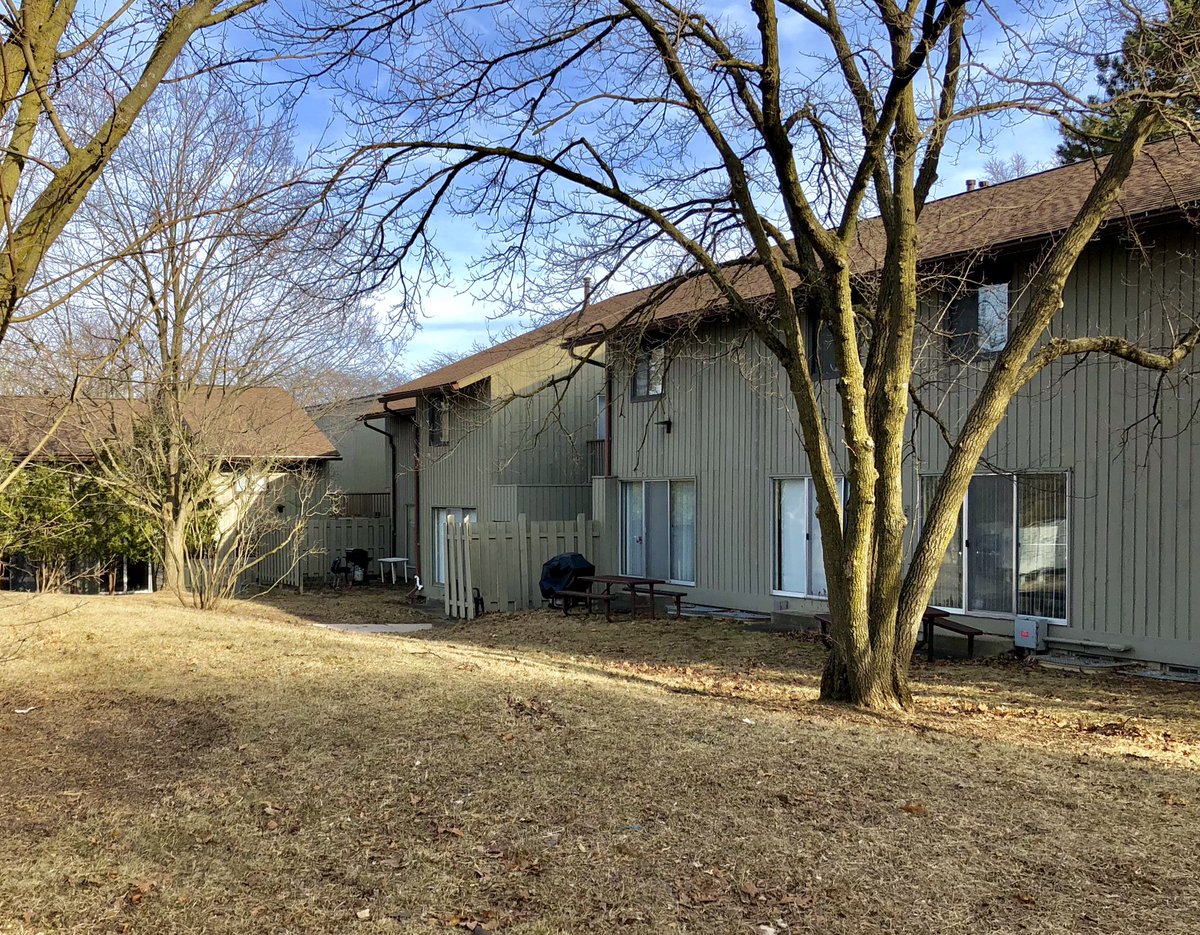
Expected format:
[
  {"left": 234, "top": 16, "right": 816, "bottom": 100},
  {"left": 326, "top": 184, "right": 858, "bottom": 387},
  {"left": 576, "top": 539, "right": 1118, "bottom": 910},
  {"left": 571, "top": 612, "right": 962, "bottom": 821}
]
[{"left": 283, "top": 0, "right": 1111, "bottom": 372}]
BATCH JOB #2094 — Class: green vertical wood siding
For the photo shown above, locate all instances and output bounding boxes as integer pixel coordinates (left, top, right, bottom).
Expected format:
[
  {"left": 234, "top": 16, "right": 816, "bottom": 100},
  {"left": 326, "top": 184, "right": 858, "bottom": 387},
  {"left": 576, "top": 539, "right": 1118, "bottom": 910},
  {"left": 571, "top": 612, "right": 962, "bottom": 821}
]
[{"left": 608, "top": 226, "right": 1200, "bottom": 667}]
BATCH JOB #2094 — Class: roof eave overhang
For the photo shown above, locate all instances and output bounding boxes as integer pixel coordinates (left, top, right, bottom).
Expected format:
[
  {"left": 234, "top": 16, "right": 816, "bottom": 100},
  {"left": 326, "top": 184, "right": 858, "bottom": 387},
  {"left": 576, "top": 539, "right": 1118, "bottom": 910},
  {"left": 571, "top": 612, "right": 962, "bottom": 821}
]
[{"left": 378, "top": 381, "right": 459, "bottom": 403}]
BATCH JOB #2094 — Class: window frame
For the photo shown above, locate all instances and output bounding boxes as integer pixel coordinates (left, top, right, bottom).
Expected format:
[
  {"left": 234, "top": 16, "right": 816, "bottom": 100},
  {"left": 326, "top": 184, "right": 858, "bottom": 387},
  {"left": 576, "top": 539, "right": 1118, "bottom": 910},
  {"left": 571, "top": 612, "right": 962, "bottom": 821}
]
[
  {"left": 630, "top": 344, "right": 666, "bottom": 401},
  {"left": 427, "top": 396, "right": 450, "bottom": 447},
  {"left": 920, "top": 471, "right": 1070, "bottom": 624},
  {"left": 619, "top": 477, "right": 697, "bottom": 586},
  {"left": 948, "top": 279, "right": 1011, "bottom": 360},
  {"left": 770, "top": 475, "right": 846, "bottom": 600},
  {"left": 808, "top": 314, "right": 839, "bottom": 381}
]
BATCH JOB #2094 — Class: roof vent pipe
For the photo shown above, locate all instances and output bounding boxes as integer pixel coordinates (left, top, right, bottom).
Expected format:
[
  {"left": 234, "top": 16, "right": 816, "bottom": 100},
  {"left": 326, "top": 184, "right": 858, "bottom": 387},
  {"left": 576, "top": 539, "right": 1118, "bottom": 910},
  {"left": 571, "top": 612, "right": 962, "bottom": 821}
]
[{"left": 965, "top": 179, "right": 977, "bottom": 192}]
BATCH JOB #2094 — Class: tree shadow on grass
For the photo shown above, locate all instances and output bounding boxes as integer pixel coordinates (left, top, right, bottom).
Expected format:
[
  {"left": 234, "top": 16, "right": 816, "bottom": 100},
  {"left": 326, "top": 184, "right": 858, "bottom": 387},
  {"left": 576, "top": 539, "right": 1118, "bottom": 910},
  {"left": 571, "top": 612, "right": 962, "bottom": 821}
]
[{"left": 245, "top": 592, "right": 1200, "bottom": 762}]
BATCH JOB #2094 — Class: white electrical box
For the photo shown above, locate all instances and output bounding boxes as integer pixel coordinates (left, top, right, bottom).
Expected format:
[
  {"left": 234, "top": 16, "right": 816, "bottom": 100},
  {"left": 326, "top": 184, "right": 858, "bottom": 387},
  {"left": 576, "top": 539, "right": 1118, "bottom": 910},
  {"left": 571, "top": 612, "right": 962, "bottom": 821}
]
[{"left": 1014, "top": 615, "right": 1051, "bottom": 651}]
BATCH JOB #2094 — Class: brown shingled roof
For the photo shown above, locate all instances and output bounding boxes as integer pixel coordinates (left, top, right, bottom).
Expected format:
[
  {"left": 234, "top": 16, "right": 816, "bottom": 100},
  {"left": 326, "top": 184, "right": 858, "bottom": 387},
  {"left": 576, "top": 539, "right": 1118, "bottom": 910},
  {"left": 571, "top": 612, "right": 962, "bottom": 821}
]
[
  {"left": 0, "top": 387, "right": 339, "bottom": 463},
  {"left": 380, "top": 137, "right": 1200, "bottom": 398}
]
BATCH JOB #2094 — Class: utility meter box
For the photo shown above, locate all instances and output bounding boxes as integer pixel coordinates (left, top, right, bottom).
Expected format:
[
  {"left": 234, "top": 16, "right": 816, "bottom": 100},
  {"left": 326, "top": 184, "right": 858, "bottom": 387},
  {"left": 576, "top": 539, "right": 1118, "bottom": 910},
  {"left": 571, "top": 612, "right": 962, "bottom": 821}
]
[{"left": 1014, "top": 616, "right": 1050, "bottom": 651}]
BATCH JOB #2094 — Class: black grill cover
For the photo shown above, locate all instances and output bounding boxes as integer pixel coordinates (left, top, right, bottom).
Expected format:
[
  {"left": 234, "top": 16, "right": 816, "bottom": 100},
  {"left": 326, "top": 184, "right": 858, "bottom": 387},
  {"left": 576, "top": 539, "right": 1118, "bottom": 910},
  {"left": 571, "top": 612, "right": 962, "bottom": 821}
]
[{"left": 539, "top": 552, "right": 595, "bottom": 599}]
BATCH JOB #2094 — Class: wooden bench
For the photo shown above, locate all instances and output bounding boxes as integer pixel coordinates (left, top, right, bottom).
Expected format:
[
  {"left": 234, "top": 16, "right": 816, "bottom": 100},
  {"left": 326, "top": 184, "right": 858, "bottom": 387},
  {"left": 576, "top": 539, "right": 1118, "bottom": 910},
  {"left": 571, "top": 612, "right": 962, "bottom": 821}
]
[
  {"left": 552, "top": 589, "right": 616, "bottom": 621},
  {"left": 920, "top": 615, "right": 983, "bottom": 661},
  {"left": 652, "top": 587, "right": 689, "bottom": 618},
  {"left": 813, "top": 613, "right": 835, "bottom": 646},
  {"left": 815, "top": 611, "right": 983, "bottom": 660}
]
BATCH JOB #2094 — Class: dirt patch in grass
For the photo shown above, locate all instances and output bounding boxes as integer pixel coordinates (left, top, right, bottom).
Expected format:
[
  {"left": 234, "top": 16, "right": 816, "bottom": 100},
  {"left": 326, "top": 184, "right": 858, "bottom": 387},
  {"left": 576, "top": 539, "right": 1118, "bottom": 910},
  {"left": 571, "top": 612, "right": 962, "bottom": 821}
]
[
  {"left": 0, "top": 691, "right": 228, "bottom": 839},
  {"left": 1, "top": 593, "right": 1199, "bottom": 934}
]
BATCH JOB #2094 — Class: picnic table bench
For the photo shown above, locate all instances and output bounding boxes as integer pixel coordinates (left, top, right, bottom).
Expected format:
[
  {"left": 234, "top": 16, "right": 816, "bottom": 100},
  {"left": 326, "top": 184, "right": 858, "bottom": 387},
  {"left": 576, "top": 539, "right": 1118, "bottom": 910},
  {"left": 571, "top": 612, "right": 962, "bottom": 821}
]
[
  {"left": 652, "top": 587, "right": 689, "bottom": 618},
  {"left": 814, "top": 608, "right": 983, "bottom": 660},
  {"left": 552, "top": 588, "right": 616, "bottom": 621},
  {"left": 555, "top": 575, "right": 690, "bottom": 620}
]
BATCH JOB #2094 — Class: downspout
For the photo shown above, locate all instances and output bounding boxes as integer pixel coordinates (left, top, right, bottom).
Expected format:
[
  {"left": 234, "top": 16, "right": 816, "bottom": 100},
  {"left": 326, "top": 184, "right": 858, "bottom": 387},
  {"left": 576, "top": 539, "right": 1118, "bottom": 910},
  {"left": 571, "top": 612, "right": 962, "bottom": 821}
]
[
  {"left": 412, "top": 419, "right": 421, "bottom": 575},
  {"left": 362, "top": 418, "right": 398, "bottom": 557},
  {"left": 604, "top": 367, "right": 613, "bottom": 477},
  {"left": 382, "top": 398, "right": 420, "bottom": 575}
]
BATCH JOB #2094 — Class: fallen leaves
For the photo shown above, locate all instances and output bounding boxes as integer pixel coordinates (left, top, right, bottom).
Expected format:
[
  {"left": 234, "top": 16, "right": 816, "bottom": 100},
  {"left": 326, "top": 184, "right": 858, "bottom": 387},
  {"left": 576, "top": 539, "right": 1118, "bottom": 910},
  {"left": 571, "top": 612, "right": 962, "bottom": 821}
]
[
  {"left": 124, "top": 881, "right": 155, "bottom": 905},
  {"left": 504, "top": 695, "right": 564, "bottom": 727}
]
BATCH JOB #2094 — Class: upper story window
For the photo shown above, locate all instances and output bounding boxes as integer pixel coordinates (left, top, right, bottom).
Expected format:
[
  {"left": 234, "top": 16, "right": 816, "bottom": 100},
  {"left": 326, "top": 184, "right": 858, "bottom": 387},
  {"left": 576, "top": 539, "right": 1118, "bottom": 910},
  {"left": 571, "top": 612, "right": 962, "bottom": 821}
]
[
  {"left": 428, "top": 396, "right": 449, "bottom": 447},
  {"left": 809, "top": 316, "right": 839, "bottom": 380},
  {"left": 949, "top": 281, "right": 1010, "bottom": 359},
  {"left": 631, "top": 345, "right": 666, "bottom": 400}
]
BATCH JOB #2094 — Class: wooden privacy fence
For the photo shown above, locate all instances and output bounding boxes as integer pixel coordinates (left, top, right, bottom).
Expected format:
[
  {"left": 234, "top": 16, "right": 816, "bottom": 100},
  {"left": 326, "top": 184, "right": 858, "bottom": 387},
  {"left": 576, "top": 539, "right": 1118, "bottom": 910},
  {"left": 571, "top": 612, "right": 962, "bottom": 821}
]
[
  {"left": 444, "top": 512, "right": 603, "bottom": 619},
  {"left": 251, "top": 516, "right": 392, "bottom": 589}
]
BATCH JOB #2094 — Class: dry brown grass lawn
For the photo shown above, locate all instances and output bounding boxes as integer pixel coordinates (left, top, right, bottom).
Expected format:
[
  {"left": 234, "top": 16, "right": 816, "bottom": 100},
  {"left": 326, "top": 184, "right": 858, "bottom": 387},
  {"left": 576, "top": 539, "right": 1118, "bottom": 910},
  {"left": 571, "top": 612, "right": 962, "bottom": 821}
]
[{"left": 1, "top": 592, "right": 1198, "bottom": 934}]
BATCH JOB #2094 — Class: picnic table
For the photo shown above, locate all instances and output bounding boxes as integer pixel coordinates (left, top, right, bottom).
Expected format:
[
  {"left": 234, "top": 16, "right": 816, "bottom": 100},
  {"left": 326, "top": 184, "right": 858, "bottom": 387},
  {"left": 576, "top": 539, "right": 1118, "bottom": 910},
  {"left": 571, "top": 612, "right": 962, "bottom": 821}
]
[{"left": 577, "top": 574, "right": 669, "bottom": 618}]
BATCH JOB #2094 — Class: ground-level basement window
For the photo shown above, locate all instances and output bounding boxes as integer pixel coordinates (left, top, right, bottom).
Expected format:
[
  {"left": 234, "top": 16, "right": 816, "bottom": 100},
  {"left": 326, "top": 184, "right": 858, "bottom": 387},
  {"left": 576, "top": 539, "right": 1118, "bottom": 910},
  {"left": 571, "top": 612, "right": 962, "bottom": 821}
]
[
  {"left": 621, "top": 479, "right": 695, "bottom": 584},
  {"left": 773, "top": 476, "right": 846, "bottom": 599},
  {"left": 920, "top": 472, "right": 1068, "bottom": 622},
  {"left": 433, "top": 506, "right": 477, "bottom": 583}
]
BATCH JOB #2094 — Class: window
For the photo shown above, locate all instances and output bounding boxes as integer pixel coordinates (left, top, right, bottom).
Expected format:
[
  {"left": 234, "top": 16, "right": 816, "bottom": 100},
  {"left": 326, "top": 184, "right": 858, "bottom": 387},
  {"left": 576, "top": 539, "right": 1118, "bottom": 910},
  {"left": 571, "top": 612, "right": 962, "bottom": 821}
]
[
  {"left": 595, "top": 391, "right": 607, "bottom": 440},
  {"left": 631, "top": 345, "right": 665, "bottom": 400},
  {"left": 773, "top": 476, "right": 845, "bottom": 598},
  {"left": 921, "top": 472, "right": 1068, "bottom": 621},
  {"left": 621, "top": 479, "right": 695, "bottom": 584},
  {"left": 428, "top": 397, "right": 449, "bottom": 447},
  {"left": 949, "top": 281, "right": 1009, "bottom": 358},
  {"left": 432, "top": 506, "right": 477, "bottom": 583},
  {"left": 809, "top": 316, "right": 839, "bottom": 380}
]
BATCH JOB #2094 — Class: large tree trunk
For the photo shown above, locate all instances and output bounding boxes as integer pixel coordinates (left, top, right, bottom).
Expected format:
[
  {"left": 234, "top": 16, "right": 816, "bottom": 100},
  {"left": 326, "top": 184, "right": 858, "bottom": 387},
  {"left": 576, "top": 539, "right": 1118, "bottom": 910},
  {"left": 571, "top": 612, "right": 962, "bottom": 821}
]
[
  {"left": 819, "top": 599, "right": 924, "bottom": 710},
  {"left": 162, "top": 511, "right": 188, "bottom": 596}
]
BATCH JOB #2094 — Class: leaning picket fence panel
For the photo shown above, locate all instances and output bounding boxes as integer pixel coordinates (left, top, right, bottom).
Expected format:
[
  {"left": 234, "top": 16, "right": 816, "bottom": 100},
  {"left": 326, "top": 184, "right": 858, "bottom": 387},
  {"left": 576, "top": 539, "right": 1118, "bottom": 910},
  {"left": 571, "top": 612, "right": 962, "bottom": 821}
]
[
  {"left": 443, "top": 512, "right": 603, "bottom": 619},
  {"left": 444, "top": 516, "right": 475, "bottom": 619}
]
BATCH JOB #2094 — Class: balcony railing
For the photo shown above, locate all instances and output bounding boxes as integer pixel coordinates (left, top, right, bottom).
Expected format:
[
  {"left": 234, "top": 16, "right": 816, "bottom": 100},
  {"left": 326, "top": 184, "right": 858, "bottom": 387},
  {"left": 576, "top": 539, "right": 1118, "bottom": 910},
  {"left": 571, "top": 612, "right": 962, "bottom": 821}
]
[
  {"left": 330, "top": 492, "right": 392, "bottom": 518},
  {"left": 586, "top": 439, "right": 607, "bottom": 477}
]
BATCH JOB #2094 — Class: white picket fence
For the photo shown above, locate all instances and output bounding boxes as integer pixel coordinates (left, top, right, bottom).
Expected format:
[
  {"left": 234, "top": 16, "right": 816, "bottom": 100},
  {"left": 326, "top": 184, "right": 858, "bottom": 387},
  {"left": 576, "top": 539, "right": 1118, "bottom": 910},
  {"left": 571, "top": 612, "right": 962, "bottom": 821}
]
[
  {"left": 443, "top": 512, "right": 603, "bottom": 619},
  {"left": 251, "top": 516, "right": 392, "bottom": 589}
]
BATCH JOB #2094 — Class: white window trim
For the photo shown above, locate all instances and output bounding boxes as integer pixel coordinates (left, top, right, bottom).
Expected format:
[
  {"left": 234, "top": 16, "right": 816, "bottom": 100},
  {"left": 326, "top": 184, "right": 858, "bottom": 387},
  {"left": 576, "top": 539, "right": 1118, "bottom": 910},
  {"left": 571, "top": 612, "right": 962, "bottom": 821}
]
[
  {"left": 770, "top": 475, "right": 845, "bottom": 601},
  {"left": 921, "top": 471, "right": 1070, "bottom": 624}
]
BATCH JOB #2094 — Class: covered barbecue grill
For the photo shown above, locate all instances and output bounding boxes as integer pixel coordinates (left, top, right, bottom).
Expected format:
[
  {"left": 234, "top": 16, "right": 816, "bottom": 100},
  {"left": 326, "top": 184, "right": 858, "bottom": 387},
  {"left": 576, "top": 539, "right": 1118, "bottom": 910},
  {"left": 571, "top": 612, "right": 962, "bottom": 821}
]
[{"left": 539, "top": 552, "right": 595, "bottom": 601}]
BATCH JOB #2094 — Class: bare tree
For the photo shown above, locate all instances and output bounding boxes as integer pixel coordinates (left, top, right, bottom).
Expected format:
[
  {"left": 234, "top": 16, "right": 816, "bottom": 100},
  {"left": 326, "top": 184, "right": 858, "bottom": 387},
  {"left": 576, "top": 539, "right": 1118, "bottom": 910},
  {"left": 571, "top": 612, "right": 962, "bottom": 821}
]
[
  {"left": 183, "top": 461, "right": 327, "bottom": 610},
  {"left": 297, "top": 0, "right": 1200, "bottom": 709},
  {"left": 51, "top": 76, "right": 383, "bottom": 595},
  {"left": 0, "top": 0, "right": 268, "bottom": 350},
  {"left": 982, "top": 152, "right": 1043, "bottom": 183}
]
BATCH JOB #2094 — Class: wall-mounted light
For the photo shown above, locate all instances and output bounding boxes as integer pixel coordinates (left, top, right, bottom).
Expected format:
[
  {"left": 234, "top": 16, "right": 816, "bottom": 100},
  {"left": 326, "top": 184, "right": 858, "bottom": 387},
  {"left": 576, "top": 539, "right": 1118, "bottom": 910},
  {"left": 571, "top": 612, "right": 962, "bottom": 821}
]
[{"left": 655, "top": 419, "right": 673, "bottom": 434}]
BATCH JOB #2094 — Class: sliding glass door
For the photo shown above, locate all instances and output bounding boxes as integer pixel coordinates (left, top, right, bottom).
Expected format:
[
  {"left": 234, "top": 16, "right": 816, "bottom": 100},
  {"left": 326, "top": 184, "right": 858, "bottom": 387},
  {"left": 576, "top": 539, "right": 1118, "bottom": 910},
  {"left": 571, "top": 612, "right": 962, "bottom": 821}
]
[
  {"left": 966, "top": 474, "right": 1015, "bottom": 614},
  {"left": 773, "top": 476, "right": 844, "bottom": 599},
  {"left": 621, "top": 479, "right": 696, "bottom": 584},
  {"left": 923, "top": 473, "right": 1068, "bottom": 622}
]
